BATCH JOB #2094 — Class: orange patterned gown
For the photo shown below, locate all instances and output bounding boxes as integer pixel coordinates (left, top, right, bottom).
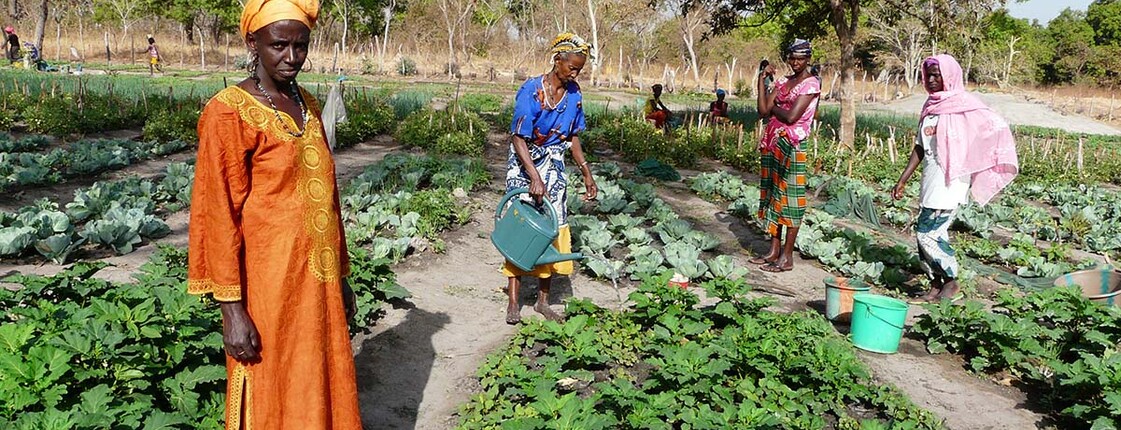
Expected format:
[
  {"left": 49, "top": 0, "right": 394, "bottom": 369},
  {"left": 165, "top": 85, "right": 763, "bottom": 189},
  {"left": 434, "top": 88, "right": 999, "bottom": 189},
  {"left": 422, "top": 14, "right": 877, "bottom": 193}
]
[{"left": 187, "top": 86, "right": 362, "bottom": 430}]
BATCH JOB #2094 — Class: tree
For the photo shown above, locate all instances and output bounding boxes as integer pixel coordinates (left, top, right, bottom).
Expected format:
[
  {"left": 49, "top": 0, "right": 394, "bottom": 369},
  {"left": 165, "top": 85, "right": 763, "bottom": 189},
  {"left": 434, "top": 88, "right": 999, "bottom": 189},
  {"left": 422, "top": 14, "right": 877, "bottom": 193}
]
[
  {"left": 704, "top": 0, "right": 863, "bottom": 148},
  {"left": 32, "top": 0, "right": 48, "bottom": 51},
  {"left": 1046, "top": 9, "right": 1095, "bottom": 83},
  {"left": 865, "top": 1, "right": 928, "bottom": 89},
  {"left": 653, "top": 0, "right": 712, "bottom": 88},
  {"left": 1087, "top": 0, "right": 1121, "bottom": 46},
  {"left": 437, "top": 0, "right": 475, "bottom": 76}
]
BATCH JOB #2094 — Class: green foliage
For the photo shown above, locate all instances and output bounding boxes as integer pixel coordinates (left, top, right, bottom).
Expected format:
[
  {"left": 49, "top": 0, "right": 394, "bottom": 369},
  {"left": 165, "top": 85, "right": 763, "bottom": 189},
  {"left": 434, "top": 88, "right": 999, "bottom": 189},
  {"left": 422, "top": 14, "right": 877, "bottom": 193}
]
[
  {"left": 345, "top": 246, "right": 411, "bottom": 335},
  {"left": 397, "top": 57, "right": 418, "bottom": 76},
  {"left": 342, "top": 154, "right": 485, "bottom": 247},
  {"left": 0, "top": 133, "right": 50, "bottom": 152},
  {"left": 0, "top": 248, "right": 226, "bottom": 429},
  {"left": 913, "top": 287, "right": 1121, "bottom": 427},
  {"left": 395, "top": 108, "right": 488, "bottom": 156},
  {"left": 0, "top": 163, "right": 194, "bottom": 262},
  {"left": 458, "top": 274, "right": 943, "bottom": 429},
  {"left": 143, "top": 108, "right": 200, "bottom": 144},
  {"left": 336, "top": 97, "right": 396, "bottom": 149}
]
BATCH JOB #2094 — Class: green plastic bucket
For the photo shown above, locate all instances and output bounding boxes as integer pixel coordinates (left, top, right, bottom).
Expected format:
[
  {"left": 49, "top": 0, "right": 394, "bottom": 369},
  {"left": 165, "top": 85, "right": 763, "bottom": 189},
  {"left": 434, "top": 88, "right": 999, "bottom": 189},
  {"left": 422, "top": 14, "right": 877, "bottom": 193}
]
[
  {"left": 850, "top": 294, "right": 909, "bottom": 354},
  {"left": 824, "top": 277, "right": 871, "bottom": 322},
  {"left": 1053, "top": 269, "right": 1121, "bottom": 308}
]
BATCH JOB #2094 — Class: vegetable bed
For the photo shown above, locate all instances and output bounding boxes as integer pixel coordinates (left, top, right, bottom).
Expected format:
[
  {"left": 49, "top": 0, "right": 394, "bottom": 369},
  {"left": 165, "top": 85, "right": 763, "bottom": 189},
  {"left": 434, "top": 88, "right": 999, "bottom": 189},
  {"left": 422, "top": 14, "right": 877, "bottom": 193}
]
[{"left": 458, "top": 275, "right": 942, "bottom": 429}]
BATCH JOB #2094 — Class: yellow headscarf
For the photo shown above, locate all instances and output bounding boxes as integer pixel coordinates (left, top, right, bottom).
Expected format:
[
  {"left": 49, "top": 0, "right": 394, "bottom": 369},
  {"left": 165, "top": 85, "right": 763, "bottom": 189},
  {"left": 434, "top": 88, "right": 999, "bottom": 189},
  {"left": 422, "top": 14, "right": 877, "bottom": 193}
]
[
  {"left": 240, "top": 0, "right": 320, "bottom": 38},
  {"left": 550, "top": 32, "right": 593, "bottom": 58}
]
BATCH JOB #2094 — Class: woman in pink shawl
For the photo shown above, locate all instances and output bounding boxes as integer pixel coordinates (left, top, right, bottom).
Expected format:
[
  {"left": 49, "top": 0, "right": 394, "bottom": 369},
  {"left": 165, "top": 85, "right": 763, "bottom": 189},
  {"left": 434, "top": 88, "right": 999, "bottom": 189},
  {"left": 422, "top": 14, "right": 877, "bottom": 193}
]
[{"left": 892, "top": 54, "right": 1018, "bottom": 303}]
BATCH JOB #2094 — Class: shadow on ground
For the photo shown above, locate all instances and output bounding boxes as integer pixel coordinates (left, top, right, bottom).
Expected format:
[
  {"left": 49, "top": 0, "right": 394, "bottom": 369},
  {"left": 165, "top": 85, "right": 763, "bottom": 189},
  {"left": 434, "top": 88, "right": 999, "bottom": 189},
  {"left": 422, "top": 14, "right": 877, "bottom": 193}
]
[{"left": 356, "top": 307, "right": 451, "bottom": 430}]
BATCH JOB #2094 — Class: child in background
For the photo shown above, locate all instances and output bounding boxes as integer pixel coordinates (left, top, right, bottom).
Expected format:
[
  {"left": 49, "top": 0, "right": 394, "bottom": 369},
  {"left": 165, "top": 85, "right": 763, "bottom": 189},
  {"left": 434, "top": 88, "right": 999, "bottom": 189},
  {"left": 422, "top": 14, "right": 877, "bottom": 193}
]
[{"left": 146, "top": 35, "right": 163, "bottom": 75}]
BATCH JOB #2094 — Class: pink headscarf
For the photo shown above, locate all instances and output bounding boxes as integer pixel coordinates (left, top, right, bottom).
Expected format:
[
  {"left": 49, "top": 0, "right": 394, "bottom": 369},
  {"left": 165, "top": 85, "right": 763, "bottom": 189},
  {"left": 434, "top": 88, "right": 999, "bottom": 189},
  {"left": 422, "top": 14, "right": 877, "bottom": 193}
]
[{"left": 920, "top": 54, "right": 1018, "bottom": 206}]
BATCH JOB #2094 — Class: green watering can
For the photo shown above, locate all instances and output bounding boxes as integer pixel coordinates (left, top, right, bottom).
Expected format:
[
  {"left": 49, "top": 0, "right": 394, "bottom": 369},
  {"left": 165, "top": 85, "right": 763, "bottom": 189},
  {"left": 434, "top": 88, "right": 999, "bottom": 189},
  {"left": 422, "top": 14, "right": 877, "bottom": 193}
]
[{"left": 492, "top": 188, "right": 583, "bottom": 271}]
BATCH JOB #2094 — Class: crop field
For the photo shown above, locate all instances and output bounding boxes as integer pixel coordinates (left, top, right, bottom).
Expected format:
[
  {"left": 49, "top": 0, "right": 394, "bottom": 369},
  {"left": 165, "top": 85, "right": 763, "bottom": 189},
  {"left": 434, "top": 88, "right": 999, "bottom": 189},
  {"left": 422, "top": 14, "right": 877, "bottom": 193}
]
[{"left": 1, "top": 65, "right": 1120, "bottom": 430}]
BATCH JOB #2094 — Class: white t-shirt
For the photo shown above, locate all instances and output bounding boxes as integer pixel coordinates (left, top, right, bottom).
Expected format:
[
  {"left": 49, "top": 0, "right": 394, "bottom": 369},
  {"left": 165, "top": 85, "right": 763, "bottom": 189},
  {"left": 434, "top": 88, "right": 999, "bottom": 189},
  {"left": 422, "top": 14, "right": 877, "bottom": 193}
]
[{"left": 919, "top": 115, "right": 970, "bottom": 209}]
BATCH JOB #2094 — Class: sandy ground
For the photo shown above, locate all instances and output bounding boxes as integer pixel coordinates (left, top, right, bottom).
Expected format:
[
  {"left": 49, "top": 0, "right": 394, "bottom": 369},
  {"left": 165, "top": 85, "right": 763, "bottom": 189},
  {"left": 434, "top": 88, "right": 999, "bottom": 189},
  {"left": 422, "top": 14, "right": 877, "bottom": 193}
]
[{"left": 865, "top": 93, "right": 1121, "bottom": 136}]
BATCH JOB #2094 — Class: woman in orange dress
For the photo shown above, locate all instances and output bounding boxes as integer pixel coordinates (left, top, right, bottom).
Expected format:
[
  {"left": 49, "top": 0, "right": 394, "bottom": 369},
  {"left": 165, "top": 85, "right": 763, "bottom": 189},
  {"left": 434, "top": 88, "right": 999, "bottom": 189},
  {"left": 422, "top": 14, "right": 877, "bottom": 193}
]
[{"left": 186, "top": 1, "right": 362, "bottom": 428}]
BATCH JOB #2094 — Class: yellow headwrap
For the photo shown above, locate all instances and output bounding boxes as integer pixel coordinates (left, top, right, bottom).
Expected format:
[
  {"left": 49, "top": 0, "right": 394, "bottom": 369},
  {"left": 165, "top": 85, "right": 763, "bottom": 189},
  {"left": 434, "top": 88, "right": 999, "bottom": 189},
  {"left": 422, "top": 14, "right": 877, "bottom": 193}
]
[
  {"left": 550, "top": 32, "right": 593, "bottom": 58},
  {"left": 240, "top": 0, "right": 320, "bottom": 38}
]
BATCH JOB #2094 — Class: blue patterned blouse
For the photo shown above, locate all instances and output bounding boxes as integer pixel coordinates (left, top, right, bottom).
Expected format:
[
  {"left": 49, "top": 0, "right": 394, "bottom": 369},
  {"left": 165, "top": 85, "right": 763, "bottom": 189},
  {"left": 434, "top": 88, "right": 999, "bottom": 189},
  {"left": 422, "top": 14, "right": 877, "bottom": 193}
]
[{"left": 510, "top": 76, "right": 586, "bottom": 148}]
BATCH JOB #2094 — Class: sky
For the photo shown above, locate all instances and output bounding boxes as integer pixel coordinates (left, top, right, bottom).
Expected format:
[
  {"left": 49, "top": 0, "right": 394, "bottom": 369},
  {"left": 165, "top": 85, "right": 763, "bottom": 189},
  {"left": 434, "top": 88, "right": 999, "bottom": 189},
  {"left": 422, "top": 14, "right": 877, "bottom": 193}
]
[{"left": 1006, "top": 0, "right": 1094, "bottom": 24}]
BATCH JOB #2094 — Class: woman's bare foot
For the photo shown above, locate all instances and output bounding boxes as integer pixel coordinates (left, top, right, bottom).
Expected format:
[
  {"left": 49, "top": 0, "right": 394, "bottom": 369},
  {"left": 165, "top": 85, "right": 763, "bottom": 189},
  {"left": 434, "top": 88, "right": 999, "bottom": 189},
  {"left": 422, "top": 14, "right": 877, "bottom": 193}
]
[
  {"left": 533, "top": 302, "right": 564, "bottom": 322},
  {"left": 910, "top": 279, "right": 943, "bottom": 304},
  {"left": 937, "top": 280, "right": 962, "bottom": 302},
  {"left": 506, "top": 303, "right": 522, "bottom": 325}
]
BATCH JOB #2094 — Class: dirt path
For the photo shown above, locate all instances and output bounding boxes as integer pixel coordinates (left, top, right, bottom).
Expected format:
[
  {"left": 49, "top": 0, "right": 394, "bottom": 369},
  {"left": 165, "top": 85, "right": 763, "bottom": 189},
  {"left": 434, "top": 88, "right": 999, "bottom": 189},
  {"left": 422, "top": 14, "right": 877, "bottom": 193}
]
[
  {"left": 352, "top": 135, "right": 632, "bottom": 429},
  {"left": 865, "top": 93, "right": 1121, "bottom": 136},
  {"left": 649, "top": 166, "right": 1044, "bottom": 430}
]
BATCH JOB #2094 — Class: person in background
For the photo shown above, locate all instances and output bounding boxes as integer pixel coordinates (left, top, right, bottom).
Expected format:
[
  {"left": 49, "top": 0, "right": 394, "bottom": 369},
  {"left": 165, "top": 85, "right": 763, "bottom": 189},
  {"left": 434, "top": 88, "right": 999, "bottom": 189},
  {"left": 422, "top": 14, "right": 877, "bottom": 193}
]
[
  {"left": 709, "top": 88, "right": 729, "bottom": 124},
  {"left": 751, "top": 39, "right": 820, "bottom": 273},
  {"left": 893, "top": 54, "right": 1018, "bottom": 303},
  {"left": 644, "top": 83, "right": 672, "bottom": 131},
  {"left": 186, "top": 0, "right": 362, "bottom": 428},
  {"left": 146, "top": 35, "right": 163, "bottom": 75},
  {"left": 503, "top": 32, "right": 598, "bottom": 325},
  {"left": 4, "top": 26, "right": 18, "bottom": 63}
]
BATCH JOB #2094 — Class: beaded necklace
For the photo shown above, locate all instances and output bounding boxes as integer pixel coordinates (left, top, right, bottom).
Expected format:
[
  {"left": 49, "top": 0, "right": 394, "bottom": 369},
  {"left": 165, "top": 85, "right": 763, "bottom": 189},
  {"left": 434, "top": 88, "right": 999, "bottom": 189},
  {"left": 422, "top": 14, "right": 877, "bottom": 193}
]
[{"left": 254, "top": 79, "right": 308, "bottom": 137}]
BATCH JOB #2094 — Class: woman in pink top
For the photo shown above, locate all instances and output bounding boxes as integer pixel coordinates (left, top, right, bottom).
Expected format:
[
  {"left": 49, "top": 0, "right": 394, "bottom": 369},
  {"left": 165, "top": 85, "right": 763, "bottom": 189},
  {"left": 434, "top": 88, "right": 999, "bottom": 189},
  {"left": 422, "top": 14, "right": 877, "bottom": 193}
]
[{"left": 752, "top": 39, "right": 820, "bottom": 273}]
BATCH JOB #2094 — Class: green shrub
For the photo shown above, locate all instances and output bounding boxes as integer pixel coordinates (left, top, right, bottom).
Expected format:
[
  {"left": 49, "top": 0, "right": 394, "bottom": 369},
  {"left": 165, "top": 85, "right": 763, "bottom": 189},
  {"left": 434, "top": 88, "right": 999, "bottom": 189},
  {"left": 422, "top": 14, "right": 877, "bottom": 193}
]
[
  {"left": 143, "top": 108, "right": 200, "bottom": 143},
  {"left": 458, "top": 274, "right": 943, "bottom": 429},
  {"left": 390, "top": 90, "right": 433, "bottom": 119},
  {"left": 397, "top": 57, "right": 418, "bottom": 76},
  {"left": 456, "top": 93, "right": 503, "bottom": 113},
  {"left": 336, "top": 100, "right": 395, "bottom": 148},
  {"left": 399, "top": 189, "right": 469, "bottom": 239},
  {"left": 434, "top": 131, "right": 481, "bottom": 157},
  {"left": 395, "top": 108, "right": 487, "bottom": 156}
]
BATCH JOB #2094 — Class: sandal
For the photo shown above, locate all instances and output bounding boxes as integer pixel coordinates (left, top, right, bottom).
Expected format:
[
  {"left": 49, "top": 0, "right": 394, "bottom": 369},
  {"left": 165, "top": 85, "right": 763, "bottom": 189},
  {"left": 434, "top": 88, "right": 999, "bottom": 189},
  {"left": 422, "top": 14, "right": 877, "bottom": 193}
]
[
  {"left": 759, "top": 263, "right": 792, "bottom": 273},
  {"left": 749, "top": 256, "right": 775, "bottom": 265}
]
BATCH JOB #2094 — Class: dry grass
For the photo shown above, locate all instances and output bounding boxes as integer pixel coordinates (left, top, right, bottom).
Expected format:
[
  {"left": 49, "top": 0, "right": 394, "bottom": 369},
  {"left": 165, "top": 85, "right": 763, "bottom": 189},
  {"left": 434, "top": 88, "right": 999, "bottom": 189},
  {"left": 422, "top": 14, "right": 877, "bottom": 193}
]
[{"left": 32, "top": 32, "right": 1121, "bottom": 130}]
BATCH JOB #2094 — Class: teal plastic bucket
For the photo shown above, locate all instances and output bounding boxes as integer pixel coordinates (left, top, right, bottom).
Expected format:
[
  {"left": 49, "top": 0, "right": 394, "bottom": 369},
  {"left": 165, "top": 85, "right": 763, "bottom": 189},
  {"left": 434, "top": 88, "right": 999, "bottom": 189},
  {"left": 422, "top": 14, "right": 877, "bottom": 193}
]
[
  {"left": 824, "top": 277, "right": 871, "bottom": 322},
  {"left": 850, "top": 294, "right": 909, "bottom": 354}
]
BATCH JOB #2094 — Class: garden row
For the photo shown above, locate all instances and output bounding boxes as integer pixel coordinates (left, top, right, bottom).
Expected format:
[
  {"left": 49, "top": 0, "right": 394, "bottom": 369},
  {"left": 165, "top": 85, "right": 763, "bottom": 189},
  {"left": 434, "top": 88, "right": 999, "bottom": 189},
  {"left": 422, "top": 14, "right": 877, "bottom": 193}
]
[
  {"left": 457, "top": 165, "right": 942, "bottom": 428},
  {"left": 0, "top": 138, "right": 190, "bottom": 192},
  {"left": 0, "top": 153, "right": 488, "bottom": 429},
  {"left": 686, "top": 161, "right": 1120, "bottom": 428},
  {"left": 0, "top": 162, "right": 194, "bottom": 262}
]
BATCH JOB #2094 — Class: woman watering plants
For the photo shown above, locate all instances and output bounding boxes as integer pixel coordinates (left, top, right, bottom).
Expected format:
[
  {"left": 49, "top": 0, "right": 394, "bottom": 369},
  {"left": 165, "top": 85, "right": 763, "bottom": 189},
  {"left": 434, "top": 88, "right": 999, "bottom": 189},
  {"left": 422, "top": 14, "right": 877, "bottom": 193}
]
[
  {"left": 892, "top": 54, "right": 1018, "bottom": 303},
  {"left": 502, "top": 32, "right": 598, "bottom": 325},
  {"left": 186, "top": 0, "right": 362, "bottom": 428},
  {"left": 751, "top": 39, "right": 820, "bottom": 273}
]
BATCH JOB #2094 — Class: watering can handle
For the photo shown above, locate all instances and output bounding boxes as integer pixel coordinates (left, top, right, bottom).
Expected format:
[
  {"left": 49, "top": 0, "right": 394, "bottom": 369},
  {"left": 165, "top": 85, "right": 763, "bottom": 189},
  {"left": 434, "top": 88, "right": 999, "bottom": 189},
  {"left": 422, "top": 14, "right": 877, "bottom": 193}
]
[{"left": 495, "top": 188, "right": 559, "bottom": 229}]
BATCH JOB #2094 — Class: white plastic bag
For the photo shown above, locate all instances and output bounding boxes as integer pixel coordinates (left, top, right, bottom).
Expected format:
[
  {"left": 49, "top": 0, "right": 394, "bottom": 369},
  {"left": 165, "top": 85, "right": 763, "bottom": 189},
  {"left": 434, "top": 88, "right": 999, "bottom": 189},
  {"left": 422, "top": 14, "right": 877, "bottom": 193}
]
[{"left": 321, "top": 80, "right": 348, "bottom": 152}]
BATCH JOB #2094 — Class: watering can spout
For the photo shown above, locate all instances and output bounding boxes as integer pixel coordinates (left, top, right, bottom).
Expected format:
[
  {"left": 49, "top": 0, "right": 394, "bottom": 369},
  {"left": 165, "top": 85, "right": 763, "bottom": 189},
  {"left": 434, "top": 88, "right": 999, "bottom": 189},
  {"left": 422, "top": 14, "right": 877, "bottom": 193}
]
[{"left": 536, "top": 248, "right": 584, "bottom": 266}]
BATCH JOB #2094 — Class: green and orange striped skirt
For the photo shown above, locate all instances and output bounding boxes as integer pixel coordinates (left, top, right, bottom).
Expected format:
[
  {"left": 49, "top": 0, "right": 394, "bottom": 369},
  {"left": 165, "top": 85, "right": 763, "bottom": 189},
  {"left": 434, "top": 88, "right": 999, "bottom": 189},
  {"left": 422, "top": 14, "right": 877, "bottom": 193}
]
[{"left": 757, "top": 135, "right": 807, "bottom": 236}]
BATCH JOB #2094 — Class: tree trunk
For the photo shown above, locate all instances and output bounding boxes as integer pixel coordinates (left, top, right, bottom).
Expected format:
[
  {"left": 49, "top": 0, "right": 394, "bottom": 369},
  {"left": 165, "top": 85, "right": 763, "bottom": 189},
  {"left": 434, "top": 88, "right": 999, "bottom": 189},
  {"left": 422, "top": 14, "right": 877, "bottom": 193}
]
[
  {"left": 683, "top": 29, "right": 699, "bottom": 87},
  {"left": 54, "top": 12, "right": 60, "bottom": 60},
  {"left": 7, "top": 0, "right": 21, "bottom": 20},
  {"left": 587, "top": 0, "right": 599, "bottom": 85},
  {"left": 32, "top": 0, "right": 47, "bottom": 51},
  {"left": 380, "top": 1, "right": 394, "bottom": 59},
  {"left": 829, "top": 0, "right": 859, "bottom": 148}
]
